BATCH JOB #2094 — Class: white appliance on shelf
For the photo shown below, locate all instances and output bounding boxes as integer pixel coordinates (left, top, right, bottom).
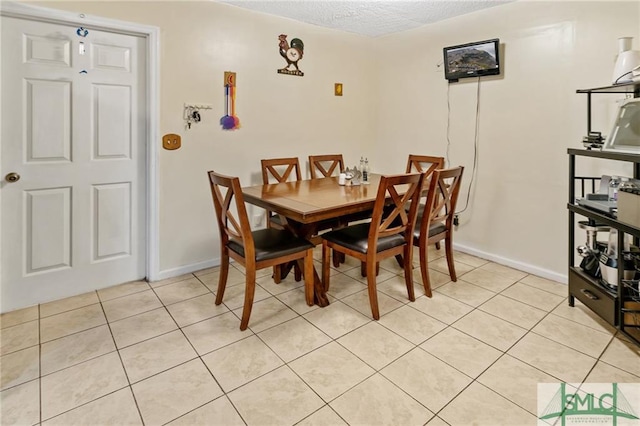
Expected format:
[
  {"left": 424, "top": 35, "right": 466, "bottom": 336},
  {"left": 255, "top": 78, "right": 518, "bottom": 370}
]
[
  {"left": 612, "top": 37, "right": 640, "bottom": 84},
  {"left": 602, "top": 98, "right": 640, "bottom": 153}
]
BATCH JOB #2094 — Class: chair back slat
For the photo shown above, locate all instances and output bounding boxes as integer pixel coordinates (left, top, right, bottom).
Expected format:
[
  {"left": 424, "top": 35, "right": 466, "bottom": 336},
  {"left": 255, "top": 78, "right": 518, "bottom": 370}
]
[
  {"left": 407, "top": 155, "right": 445, "bottom": 199},
  {"left": 221, "top": 188, "right": 243, "bottom": 240},
  {"left": 406, "top": 155, "right": 445, "bottom": 175},
  {"left": 370, "top": 173, "right": 424, "bottom": 242},
  {"left": 309, "top": 154, "right": 344, "bottom": 179},
  {"left": 422, "top": 167, "right": 464, "bottom": 232},
  {"left": 261, "top": 157, "right": 302, "bottom": 184},
  {"left": 261, "top": 158, "right": 302, "bottom": 231},
  {"left": 208, "top": 171, "right": 254, "bottom": 252}
]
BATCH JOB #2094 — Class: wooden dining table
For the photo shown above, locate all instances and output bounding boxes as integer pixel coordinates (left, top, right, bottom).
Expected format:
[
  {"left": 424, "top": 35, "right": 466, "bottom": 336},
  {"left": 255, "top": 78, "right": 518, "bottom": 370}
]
[{"left": 242, "top": 174, "right": 384, "bottom": 307}]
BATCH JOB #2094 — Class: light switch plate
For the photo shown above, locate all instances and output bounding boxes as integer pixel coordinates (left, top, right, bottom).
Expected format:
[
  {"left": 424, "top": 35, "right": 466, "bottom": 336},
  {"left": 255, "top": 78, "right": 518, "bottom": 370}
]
[{"left": 162, "top": 133, "right": 181, "bottom": 150}]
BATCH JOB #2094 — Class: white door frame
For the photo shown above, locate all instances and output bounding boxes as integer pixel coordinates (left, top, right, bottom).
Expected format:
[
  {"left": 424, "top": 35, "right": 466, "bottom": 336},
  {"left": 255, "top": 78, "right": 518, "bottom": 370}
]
[{"left": 0, "top": 1, "right": 160, "bottom": 283}]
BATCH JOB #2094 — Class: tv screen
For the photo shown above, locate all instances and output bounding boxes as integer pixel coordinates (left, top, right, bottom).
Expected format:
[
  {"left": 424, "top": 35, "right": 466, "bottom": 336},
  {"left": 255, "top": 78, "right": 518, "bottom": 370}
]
[{"left": 443, "top": 38, "right": 500, "bottom": 82}]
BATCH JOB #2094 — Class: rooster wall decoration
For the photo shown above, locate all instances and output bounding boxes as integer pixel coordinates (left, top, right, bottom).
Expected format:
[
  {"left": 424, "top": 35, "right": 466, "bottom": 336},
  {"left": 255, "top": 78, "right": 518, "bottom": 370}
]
[{"left": 277, "top": 34, "right": 304, "bottom": 77}]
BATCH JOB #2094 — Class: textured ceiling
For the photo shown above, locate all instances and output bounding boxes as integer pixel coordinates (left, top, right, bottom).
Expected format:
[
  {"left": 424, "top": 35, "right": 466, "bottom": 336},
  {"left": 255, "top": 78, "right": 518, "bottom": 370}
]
[{"left": 218, "top": 0, "right": 514, "bottom": 37}]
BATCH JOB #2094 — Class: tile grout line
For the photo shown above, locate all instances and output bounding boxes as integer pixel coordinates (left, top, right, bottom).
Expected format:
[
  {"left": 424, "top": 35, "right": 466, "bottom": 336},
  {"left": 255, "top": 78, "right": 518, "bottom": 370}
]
[
  {"left": 289, "top": 260, "right": 485, "bottom": 422},
  {"left": 159, "top": 265, "right": 374, "bottom": 424},
  {"left": 99, "top": 291, "right": 146, "bottom": 426},
  {"left": 417, "top": 272, "right": 601, "bottom": 421},
  {"left": 43, "top": 259, "right": 452, "bottom": 424},
  {"left": 159, "top": 272, "right": 252, "bottom": 425},
  {"left": 6, "top": 254, "right": 636, "bottom": 425},
  {"left": 428, "top": 305, "right": 550, "bottom": 421}
]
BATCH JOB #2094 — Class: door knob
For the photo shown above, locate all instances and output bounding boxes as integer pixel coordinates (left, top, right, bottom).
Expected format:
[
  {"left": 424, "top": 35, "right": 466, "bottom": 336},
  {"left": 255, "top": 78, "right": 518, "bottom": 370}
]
[{"left": 5, "top": 172, "right": 20, "bottom": 183}]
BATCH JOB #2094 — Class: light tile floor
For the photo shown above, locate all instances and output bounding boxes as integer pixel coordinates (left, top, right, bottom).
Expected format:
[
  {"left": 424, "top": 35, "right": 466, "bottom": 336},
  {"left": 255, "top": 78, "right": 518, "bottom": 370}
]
[{"left": 2, "top": 246, "right": 640, "bottom": 425}]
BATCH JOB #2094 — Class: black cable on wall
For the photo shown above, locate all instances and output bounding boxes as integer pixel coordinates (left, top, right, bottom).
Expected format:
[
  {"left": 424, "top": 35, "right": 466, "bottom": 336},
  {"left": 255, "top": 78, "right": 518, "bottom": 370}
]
[{"left": 446, "top": 76, "right": 481, "bottom": 217}]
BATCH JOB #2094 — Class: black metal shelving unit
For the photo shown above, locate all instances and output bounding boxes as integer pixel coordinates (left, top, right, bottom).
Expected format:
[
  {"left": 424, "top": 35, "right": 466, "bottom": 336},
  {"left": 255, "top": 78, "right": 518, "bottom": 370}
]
[
  {"left": 568, "top": 149, "right": 640, "bottom": 340},
  {"left": 568, "top": 82, "right": 640, "bottom": 346}
]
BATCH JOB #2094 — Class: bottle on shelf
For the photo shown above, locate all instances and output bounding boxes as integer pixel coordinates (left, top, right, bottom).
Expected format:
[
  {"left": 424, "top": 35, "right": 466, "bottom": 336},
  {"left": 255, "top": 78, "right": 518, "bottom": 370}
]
[
  {"left": 609, "top": 175, "right": 621, "bottom": 201},
  {"left": 363, "top": 158, "right": 370, "bottom": 184},
  {"left": 359, "top": 156, "right": 364, "bottom": 173}
]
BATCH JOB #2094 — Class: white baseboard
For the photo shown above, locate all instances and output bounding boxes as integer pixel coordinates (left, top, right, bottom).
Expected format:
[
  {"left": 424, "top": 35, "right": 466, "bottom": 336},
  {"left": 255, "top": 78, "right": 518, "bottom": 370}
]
[
  {"left": 153, "top": 257, "right": 222, "bottom": 282},
  {"left": 454, "top": 243, "right": 568, "bottom": 285},
  {"left": 152, "top": 245, "right": 568, "bottom": 285}
]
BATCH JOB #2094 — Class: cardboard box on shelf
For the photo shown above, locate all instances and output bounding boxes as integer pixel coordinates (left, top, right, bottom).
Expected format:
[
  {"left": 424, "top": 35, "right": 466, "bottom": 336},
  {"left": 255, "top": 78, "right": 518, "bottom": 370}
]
[{"left": 617, "top": 189, "right": 640, "bottom": 228}]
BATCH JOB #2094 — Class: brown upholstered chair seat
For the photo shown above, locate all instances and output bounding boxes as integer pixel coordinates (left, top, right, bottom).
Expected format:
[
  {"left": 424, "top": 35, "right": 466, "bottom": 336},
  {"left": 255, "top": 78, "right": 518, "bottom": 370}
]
[
  {"left": 228, "top": 229, "right": 314, "bottom": 262},
  {"left": 412, "top": 217, "right": 447, "bottom": 240},
  {"left": 322, "top": 223, "right": 406, "bottom": 254}
]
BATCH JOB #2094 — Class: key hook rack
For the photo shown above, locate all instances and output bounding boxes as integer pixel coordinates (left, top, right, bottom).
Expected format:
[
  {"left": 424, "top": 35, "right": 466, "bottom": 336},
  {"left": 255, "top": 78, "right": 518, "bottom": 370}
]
[{"left": 184, "top": 103, "right": 212, "bottom": 129}]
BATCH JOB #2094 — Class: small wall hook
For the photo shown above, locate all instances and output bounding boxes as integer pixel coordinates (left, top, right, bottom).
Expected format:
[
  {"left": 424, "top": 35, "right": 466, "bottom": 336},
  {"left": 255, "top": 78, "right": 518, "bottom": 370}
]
[{"left": 183, "top": 103, "right": 212, "bottom": 130}]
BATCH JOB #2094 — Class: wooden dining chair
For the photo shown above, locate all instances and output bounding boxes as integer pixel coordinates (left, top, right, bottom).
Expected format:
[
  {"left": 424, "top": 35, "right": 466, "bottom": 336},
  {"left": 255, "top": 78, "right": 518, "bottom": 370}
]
[
  {"left": 261, "top": 158, "right": 302, "bottom": 230},
  {"left": 208, "top": 171, "right": 315, "bottom": 330},
  {"left": 308, "top": 154, "right": 344, "bottom": 179},
  {"left": 406, "top": 154, "right": 446, "bottom": 251},
  {"left": 261, "top": 157, "right": 303, "bottom": 283},
  {"left": 321, "top": 173, "right": 425, "bottom": 320},
  {"left": 412, "top": 166, "right": 464, "bottom": 298},
  {"left": 308, "top": 154, "right": 351, "bottom": 266}
]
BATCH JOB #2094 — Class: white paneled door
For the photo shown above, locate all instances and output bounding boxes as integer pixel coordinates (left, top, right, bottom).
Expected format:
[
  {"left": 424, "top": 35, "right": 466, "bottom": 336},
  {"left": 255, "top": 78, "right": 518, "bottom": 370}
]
[{"left": 1, "top": 16, "right": 146, "bottom": 311}]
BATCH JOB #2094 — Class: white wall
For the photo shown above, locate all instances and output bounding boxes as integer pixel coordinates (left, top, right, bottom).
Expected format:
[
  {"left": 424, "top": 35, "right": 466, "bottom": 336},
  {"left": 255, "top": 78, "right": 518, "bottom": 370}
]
[
  {"left": 33, "top": 0, "right": 378, "bottom": 278},
  {"left": 372, "top": 1, "right": 640, "bottom": 281},
  {"left": 24, "top": 0, "right": 640, "bottom": 287}
]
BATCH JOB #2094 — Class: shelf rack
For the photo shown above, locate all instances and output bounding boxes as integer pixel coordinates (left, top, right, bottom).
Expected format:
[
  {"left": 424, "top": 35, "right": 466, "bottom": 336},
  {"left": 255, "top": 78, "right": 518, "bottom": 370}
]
[{"left": 568, "top": 81, "right": 640, "bottom": 346}]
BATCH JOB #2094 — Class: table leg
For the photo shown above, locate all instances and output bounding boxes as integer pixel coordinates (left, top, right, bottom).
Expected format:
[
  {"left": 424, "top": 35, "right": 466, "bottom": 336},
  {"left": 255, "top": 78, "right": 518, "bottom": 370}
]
[
  {"left": 295, "top": 258, "right": 329, "bottom": 307},
  {"left": 282, "top": 220, "right": 330, "bottom": 307}
]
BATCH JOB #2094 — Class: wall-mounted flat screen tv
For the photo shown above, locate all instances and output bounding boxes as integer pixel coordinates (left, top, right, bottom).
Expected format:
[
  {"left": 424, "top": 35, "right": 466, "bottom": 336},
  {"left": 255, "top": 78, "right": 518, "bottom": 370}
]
[{"left": 443, "top": 38, "right": 500, "bottom": 82}]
